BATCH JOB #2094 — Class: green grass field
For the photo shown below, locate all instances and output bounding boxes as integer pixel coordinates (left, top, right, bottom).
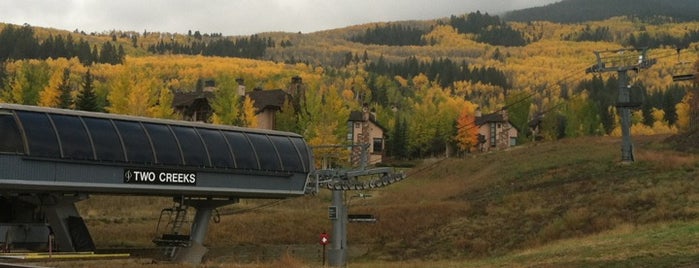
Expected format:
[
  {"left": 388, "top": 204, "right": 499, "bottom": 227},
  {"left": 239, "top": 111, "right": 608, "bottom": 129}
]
[{"left": 50, "top": 135, "right": 699, "bottom": 267}]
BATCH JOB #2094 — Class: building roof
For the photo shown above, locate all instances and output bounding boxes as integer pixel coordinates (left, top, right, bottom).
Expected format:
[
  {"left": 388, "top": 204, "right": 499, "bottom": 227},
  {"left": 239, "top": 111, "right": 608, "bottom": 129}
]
[
  {"left": 475, "top": 112, "right": 507, "bottom": 126},
  {"left": 348, "top": 111, "right": 387, "bottom": 131},
  {"left": 247, "top": 89, "right": 287, "bottom": 113},
  {"left": 172, "top": 91, "right": 214, "bottom": 108}
]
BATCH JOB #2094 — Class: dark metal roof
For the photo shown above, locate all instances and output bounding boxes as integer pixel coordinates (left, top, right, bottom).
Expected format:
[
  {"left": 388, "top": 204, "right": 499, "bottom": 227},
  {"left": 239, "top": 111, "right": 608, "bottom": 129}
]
[
  {"left": 172, "top": 91, "right": 215, "bottom": 108},
  {"left": 348, "top": 111, "right": 387, "bottom": 131},
  {"left": 247, "top": 89, "right": 287, "bottom": 112},
  {"left": 0, "top": 103, "right": 294, "bottom": 136},
  {"left": 0, "top": 103, "right": 313, "bottom": 198},
  {"left": 475, "top": 112, "right": 506, "bottom": 126},
  {"left": 348, "top": 111, "right": 366, "bottom": 122}
]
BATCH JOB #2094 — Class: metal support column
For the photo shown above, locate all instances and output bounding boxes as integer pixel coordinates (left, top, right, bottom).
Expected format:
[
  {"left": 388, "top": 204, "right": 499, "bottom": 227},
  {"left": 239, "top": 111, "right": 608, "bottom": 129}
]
[
  {"left": 42, "top": 194, "right": 92, "bottom": 252},
  {"left": 312, "top": 143, "right": 405, "bottom": 267},
  {"left": 328, "top": 190, "right": 347, "bottom": 267},
  {"left": 586, "top": 48, "right": 655, "bottom": 163},
  {"left": 173, "top": 198, "right": 238, "bottom": 264},
  {"left": 617, "top": 71, "right": 634, "bottom": 162}
]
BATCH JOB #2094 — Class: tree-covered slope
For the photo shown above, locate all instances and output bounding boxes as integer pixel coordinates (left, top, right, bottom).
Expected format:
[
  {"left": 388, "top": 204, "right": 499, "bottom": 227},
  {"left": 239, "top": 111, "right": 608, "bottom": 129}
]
[{"left": 504, "top": 0, "right": 699, "bottom": 23}]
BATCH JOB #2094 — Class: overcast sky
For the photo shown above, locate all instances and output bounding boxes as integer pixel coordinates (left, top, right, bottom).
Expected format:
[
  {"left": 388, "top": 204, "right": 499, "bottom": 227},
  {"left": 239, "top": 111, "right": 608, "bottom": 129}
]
[{"left": 1, "top": 0, "right": 560, "bottom": 36}]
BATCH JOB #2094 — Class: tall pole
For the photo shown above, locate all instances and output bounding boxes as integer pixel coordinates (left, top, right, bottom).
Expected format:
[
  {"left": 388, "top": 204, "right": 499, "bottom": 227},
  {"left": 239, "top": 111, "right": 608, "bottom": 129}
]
[
  {"left": 586, "top": 48, "right": 655, "bottom": 163},
  {"left": 312, "top": 142, "right": 405, "bottom": 267},
  {"left": 618, "top": 71, "right": 634, "bottom": 162},
  {"left": 328, "top": 190, "right": 347, "bottom": 267}
]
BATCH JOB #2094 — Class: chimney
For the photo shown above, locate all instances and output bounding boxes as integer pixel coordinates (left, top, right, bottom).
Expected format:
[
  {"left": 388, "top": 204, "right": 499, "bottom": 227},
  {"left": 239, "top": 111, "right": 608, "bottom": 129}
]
[
  {"left": 362, "top": 103, "right": 370, "bottom": 121},
  {"left": 475, "top": 108, "right": 482, "bottom": 117},
  {"left": 292, "top": 76, "right": 302, "bottom": 84},
  {"left": 500, "top": 109, "right": 508, "bottom": 122},
  {"left": 288, "top": 76, "right": 302, "bottom": 96},
  {"left": 236, "top": 78, "right": 246, "bottom": 96}
]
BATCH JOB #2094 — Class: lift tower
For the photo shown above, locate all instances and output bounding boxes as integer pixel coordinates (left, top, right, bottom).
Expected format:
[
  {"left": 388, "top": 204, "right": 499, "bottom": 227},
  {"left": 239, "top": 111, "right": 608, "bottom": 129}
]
[
  {"left": 586, "top": 48, "right": 656, "bottom": 163},
  {"left": 309, "top": 143, "right": 404, "bottom": 267}
]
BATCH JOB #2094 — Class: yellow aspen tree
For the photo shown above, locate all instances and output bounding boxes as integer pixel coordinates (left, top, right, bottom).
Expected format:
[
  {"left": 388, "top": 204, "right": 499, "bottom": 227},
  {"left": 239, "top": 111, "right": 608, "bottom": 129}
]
[
  {"left": 303, "top": 83, "right": 350, "bottom": 166},
  {"left": 148, "top": 88, "right": 176, "bottom": 119},
  {"left": 341, "top": 89, "right": 354, "bottom": 101},
  {"left": 126, "top": 73, "right": 159, "bottom": 117},
  {"left": 210, "top": 74, "right": 241, "bottom": 125},
  {"left": 21, "top": 60, "right": 51, "bottom": 105},
  {"left": 107, "top": 65, "right": 159, "bottom": 116},
  {"left": 394, "top": 75, "right": 409, "bottom": 88},
  {"left": 4, "top": 76, "right": 25, "bottom": 104},
  {"left": 38, "top": 68, "right": 64, "bottom": 107},
  {"left": 411, "top": 73, "right": 430, "bottom": 92},
  {"left": 675, "top": 93, "right": 692, "bottom": 132},
  {"left": 240, "top": 96, "right": 257, "bottom": 128},
  {"left": 406, "top": 98, "right": 438, "bottom": 157},
  {"left": 650, "top": 107, "right": 676, "bottom": 134},
  {"left": 106, "top": 65, "right": 131, "bottom": 114},
  {"left": 275, "top": 99, "right": 299, "bottom": 133}
]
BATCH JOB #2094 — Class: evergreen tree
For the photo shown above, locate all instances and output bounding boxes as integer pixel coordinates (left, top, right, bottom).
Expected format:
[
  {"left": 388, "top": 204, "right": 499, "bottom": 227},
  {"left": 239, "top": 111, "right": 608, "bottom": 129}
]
[
  {"left": 76, "top": 39, "right": 93, "bottom": 65},
  {"left": 349, "top": 23, "right": 426, "bottom": 46},
  {"left": 99, "top": 42, "right": 119, "bottom": 64},
  {"left": 91, "top": 45, "right": 100, "bottom": 63},
  {"left": 75, "top": 69, "right": 99, "bottom": 112},
  {"left": 58, "top": 69, "right": 73, "bottom": 109},
  {"left": 390, "top": 117, "right": 408, "bottom": 159},
  {"left": 117, "top": 44, "right": 126, "bottom": 63}
]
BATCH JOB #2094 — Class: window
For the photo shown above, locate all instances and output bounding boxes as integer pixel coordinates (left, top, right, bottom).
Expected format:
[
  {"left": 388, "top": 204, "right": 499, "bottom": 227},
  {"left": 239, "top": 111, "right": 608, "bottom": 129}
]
[
  {"left": 290, "top": 137, "right": 310, "bottom": 172},
  {"left": 510, "top": 137, "right": 517, "bottom": 147},
  {"left": 114, "top": 120, "right": 154, "bottom": 163},
  {"left": 171, "top": 126, "right": 209, "bottom": 167},
  {"left": 143, "top": 123, "right": 182, "bottom": 165},
  {"left": 347, "top": 122, "right": 354, "bottom": 142},
  {"left": 372, "top": 138, "right": 383, "bottom": 153},
  {"left": 198, "top": 128, "right": 234, "bottom": 168},
  {"left": 83, "top": 118, "right": 124, "bottom": 162},
  {"left": 50, "top": 114, "right": 93, "bottom": 160},
  {"left": 269, "top": 135, "right": 303, "bottom": 172},
  {"left": 16, "top": 111, "right": 60, "bottom": 158},
  {"left": 0, "top": 112, "right": 24, "bottom": 153},
  {"left": 224, "top": 131, "right": 258, "bottom": 170},
  {"left": 247, "top": 133, "right": 281, "bottom": 171}
]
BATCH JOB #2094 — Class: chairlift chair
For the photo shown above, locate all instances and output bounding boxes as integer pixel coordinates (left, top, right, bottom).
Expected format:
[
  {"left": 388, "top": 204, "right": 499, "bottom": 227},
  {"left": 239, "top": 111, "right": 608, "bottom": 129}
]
[{"left": 672, "top": 61, "right": 696, "bottom": 82}]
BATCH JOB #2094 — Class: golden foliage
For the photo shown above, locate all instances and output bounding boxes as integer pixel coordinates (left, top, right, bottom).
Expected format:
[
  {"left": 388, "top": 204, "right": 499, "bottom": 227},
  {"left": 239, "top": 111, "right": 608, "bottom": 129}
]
[
  {"left": 38, "top": 68, "right": 64, "bottom": 108},
  {"left": 241, "top": 96, "right": 257, "bottom": 128},
  {"left": 455, "top": 103, "right": 480, "bottom": 152},
  {"left": 675, "top": 92, "right": 692, "bottom": 132},
  {"left": 423, "top": 25, "right": 480, "bottom": 47}
]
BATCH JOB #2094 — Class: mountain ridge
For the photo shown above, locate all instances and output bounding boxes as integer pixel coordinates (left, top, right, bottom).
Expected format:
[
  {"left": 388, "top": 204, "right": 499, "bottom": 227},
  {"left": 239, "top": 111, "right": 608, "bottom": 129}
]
[{"left": 504, "top": 0, "right": 699, "bottom": 23}]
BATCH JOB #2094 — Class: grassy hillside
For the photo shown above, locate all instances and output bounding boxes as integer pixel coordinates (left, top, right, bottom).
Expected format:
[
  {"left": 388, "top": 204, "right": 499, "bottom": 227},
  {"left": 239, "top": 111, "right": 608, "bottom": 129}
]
[{"left": 71, "top": 134, "right": 699, "bottom": 267}]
